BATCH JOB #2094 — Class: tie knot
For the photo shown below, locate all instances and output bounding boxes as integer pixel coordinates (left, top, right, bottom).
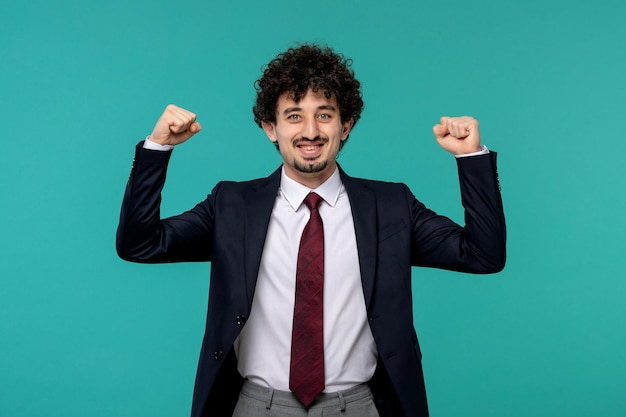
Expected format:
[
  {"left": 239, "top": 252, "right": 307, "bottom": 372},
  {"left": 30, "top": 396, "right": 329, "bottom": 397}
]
[{"left": 303, "top": 192, "right": 323, "bottom": 210}]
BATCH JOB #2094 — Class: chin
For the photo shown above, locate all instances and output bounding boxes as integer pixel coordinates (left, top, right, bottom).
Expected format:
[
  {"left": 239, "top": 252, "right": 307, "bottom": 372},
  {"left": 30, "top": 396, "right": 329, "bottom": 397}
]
[{"left": 293, "top": 160, "right": 328, "bottom": 174}]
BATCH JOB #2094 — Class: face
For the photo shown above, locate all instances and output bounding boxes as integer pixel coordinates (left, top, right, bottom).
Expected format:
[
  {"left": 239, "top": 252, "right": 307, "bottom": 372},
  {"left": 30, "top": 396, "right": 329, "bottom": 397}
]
[{"left": 262, "top": 89, "right": 354, "bottom": 188}]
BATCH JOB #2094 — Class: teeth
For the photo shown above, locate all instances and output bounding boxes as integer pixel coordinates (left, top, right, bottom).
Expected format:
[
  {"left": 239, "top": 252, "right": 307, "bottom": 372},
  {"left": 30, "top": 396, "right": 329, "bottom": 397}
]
[{"left": 302, "top": 146, "right": 318, "bottom": 151}]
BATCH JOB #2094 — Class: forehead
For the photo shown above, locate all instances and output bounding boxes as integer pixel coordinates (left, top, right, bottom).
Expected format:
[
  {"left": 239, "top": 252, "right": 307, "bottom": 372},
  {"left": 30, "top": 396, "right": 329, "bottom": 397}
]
[{"left": 276, "top": 89, "right": 338, "bottom": 111}]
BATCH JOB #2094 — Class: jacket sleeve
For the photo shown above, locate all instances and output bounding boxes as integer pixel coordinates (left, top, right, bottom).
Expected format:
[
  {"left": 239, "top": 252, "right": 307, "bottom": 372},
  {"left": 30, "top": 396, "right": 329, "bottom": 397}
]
[
  {"left": 409, "top": 152, "right": 506, "bottom": 273},
  {"left": 116, "top": 143, "right": 216, "bottom": 263}
]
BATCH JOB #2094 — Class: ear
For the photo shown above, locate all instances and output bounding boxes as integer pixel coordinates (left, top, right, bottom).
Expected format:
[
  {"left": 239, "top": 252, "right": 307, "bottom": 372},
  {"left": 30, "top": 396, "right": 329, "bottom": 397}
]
[
  {"left": 341, "top": 118, "right": 355, "bottom": 141},
  {"left": 261, "top": 121, "right": 277, "bottom": 143}
]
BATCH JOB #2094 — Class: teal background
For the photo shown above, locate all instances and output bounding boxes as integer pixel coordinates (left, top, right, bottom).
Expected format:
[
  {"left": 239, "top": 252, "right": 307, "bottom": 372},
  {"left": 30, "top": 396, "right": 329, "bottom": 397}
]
[{"left": 1, "top": 0, "right": 625, "bottom": 416}]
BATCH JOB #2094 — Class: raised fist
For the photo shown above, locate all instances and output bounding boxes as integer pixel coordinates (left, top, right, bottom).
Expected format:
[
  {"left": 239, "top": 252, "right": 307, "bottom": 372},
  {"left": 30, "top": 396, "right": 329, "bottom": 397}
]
[{"left": 149, "top": 104, "right": 202, "bottom": 146}]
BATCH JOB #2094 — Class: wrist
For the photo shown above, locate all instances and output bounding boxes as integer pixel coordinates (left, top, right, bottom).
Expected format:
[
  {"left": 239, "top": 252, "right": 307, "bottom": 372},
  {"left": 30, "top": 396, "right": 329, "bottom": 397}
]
[
  {"left": 143, "top": 136, "right": 174, "bottom": 151},
  {"left": 455, "top": 145, "right": 489, "bottom": 158}
]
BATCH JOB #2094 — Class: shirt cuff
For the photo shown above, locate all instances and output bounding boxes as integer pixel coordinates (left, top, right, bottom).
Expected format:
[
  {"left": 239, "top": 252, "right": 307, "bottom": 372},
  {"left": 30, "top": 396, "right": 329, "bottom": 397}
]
[
  {"left": 143, "top": 136, "right": 174, "bottom": 151},
  {"left": 455, "top": 145, "right": 489, "bottom": 158}
]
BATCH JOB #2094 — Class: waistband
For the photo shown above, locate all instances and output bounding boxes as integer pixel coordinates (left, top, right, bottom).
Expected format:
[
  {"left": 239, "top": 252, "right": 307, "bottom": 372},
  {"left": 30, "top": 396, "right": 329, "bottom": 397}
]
[{"left": 240, "top": 380, "right": 373, "bottom": 410}]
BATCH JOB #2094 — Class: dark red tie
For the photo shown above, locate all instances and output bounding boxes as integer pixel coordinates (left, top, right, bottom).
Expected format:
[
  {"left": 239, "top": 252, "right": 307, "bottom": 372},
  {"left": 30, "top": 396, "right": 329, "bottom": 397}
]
[{"left": 289, "top": 192, "right": 325, "bottom": 407}]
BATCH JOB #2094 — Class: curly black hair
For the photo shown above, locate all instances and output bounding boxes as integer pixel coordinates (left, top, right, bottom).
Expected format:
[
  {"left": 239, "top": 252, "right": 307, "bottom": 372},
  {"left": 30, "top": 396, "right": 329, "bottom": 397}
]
[{"left": 252, "top": 44, "right": 363, "bottom": 144}]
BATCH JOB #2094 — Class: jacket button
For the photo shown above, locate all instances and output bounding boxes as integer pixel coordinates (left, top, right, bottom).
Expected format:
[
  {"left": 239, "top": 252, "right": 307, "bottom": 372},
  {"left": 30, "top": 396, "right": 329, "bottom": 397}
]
[
  {"left": 214, "top": 350, "right": 223, "bottom": 361},
  {"left": 236, "top": 315, "right": 247, "bottom": 326}
]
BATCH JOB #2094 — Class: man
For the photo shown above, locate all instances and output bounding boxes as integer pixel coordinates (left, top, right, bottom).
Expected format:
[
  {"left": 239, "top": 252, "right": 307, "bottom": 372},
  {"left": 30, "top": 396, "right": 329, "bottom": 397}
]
[{"left": 117, "top": 44, "right": 506, "bottom": 417}]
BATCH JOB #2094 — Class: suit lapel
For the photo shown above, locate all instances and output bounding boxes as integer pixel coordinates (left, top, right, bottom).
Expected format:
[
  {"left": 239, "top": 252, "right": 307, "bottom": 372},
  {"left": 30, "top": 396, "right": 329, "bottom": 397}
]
[
  {"left": 340, "top": 168, "right": 378, "bottom": 309},
  {"left": 243, "top": 167, "right": 282, "bottom": 306},
  {"left": 242, "top": 166, "right": 379, "bottom": 310}
]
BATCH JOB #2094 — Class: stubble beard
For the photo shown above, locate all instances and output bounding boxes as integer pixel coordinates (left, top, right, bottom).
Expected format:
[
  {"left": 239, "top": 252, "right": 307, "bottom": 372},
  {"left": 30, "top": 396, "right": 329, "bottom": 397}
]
[{"left": 292, "top": 159, "right": 329, "bottom": 174}]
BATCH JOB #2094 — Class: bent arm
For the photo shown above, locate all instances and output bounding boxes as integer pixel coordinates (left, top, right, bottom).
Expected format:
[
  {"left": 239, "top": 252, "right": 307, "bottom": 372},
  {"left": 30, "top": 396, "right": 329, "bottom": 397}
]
[
  {"left": 411, "top": 152, "right": 506, "bottom": 273},
  {"left": 116, "top": 143, "right": 215, "bottom": 263}
]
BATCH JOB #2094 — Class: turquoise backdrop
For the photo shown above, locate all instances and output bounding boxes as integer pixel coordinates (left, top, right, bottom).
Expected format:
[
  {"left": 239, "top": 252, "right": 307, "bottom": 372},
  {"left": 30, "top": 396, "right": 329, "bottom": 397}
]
[{"left": 1, "top": 0, "right": 625, "bottom": 416}]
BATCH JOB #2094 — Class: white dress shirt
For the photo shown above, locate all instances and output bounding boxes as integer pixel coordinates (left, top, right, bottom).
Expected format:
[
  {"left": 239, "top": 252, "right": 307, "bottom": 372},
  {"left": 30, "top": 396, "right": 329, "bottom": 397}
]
[{"left": 234, "top": 167, "right": 378, "bottom": 392}]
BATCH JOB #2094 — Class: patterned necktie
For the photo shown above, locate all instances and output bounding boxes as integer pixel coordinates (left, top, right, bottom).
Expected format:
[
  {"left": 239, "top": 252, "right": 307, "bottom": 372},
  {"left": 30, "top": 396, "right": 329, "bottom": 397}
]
[{"left": 289, "top": 192, "right": 325, "bottom": 407}]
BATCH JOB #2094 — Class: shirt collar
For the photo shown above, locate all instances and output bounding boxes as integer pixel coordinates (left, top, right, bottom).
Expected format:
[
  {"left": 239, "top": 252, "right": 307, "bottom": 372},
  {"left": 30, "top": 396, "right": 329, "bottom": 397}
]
[{"left": 279, "top": 166, "right": 343, "bottom": 211}]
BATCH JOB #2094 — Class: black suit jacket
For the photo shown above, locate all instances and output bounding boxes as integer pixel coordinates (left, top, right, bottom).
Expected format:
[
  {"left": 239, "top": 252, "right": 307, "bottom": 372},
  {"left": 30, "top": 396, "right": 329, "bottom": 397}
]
[{"left": 117, "top": 143, "right": 506, "bottom": 416}]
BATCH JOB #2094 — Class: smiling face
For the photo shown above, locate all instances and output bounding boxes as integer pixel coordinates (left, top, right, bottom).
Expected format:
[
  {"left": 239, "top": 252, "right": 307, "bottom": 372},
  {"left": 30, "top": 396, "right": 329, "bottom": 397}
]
[{"left": 262, "top": 89, "right": 354, "bottom": 188}]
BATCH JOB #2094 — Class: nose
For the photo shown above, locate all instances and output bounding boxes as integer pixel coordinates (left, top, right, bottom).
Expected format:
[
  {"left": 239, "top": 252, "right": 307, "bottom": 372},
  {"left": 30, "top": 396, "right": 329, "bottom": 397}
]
[{"left": 301, "top": 118, "right": 320, "bottom": 139}]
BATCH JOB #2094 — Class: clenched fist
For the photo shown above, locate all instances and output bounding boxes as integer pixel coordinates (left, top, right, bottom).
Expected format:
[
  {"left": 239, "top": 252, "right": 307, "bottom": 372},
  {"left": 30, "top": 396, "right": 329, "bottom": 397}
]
[
  {"left": 433, "top": 116, "right": 481, "bottom": 156},
  {"left": 149, "top": 104, "right": 202, "bottom": 146}
]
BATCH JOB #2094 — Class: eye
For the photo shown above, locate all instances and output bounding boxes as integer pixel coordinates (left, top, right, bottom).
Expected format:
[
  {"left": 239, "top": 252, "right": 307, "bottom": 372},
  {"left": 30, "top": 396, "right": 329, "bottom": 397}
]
[
  {"left": 287, "top": 114, "right": 301, "bottom": 121},
  {"left": 318, "top": 113, "right": 331, "bottom": 120}
]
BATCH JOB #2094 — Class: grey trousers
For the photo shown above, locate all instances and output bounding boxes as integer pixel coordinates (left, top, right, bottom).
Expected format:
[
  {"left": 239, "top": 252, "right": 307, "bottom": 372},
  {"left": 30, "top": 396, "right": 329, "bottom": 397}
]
[{"left": 232, "top": 380, "right": 380, "bottom": 417}]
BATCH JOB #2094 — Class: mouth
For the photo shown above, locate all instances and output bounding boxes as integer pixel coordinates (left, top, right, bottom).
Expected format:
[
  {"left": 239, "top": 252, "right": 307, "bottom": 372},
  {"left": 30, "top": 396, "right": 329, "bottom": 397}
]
[{"left": 295, "top": 140, "right": 325, "bottom": 158}]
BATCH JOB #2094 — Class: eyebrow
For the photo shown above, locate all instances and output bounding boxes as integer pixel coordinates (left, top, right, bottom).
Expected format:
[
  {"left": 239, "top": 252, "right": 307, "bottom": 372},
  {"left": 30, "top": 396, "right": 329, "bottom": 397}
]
[{"left": 282, "top": 104, "right": 337, "bottom": 115}]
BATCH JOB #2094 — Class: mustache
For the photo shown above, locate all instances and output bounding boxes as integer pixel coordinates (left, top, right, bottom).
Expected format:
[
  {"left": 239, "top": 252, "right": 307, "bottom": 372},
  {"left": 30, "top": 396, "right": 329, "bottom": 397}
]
[{"left": 293, "top": 136, "right": 329, "bottom": 146}]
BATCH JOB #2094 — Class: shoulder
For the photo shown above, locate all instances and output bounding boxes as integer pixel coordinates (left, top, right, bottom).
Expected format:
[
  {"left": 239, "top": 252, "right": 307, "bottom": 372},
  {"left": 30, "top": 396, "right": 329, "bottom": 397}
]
[
  {"left": 340, "top": 172, "right": 419, "bottom": 219},
  {"left": 206, "top": 168, "right": 281, "bottom": 212},
  {"left": 340, "top": 170, "right": 411, "bottom": 196},
  {"left": 212, "top": 167, "right": 281, "bottom": 194}
]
